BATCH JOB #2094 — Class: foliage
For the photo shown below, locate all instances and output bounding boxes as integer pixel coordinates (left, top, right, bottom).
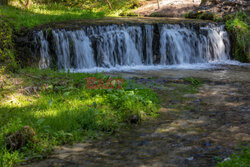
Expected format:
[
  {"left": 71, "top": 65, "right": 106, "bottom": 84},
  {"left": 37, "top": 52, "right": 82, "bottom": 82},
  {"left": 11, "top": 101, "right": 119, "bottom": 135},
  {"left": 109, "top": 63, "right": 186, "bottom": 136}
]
[
  {"left": 225, "top": 11, "right": 250, "bottom": 63},
  {"left": 183, "top": 77, "right": 202, "bottom": 88},
  {"left": 5, "top": 0, "right": 142, "bottom": 18},
  {"left": 185, "top": 11, "right": 223, "bottom": 22},
  {"left": 0, "top": 5, "right": 105, "bottom": 30},
  {"left": 216, "top": 146, "right": 250, "bottom": 167},
  {"left": 0, "top": 19, "right": 19, "bottom": 73},
  {"left": 119, "top": 11, "right": 139, "bottom": 17},
  {"left": 149, "top": 12, "right": 165, "bottom": 17},
  {"left": 0, "top": 68, "right": 159, "bottom": 167}
]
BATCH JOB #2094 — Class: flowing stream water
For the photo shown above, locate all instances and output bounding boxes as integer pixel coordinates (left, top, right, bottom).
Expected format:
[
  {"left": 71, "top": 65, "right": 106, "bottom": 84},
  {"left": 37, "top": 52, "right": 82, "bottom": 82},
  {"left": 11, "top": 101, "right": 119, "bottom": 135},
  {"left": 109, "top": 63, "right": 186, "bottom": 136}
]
[{"left": 34, "top": 23, "right": 232, "bottom": 72}]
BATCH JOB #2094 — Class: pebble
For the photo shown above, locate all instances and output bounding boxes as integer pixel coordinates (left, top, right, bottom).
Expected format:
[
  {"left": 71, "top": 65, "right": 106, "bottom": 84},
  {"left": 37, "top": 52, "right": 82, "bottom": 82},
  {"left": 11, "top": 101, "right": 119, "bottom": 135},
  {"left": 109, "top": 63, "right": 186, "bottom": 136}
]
[
  {"left": 186, "top": 157, "right": 194, "bottom": 161},
  {"left": 223, "top": 157, "right": 231, "bottom": 162}
]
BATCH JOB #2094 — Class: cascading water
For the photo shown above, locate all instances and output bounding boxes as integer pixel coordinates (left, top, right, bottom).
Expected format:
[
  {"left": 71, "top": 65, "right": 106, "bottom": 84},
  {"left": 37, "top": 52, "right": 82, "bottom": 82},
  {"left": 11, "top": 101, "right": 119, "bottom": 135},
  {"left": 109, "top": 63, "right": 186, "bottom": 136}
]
[
  {"left": 34, "top": 23, "right": 231, "bottom": 71},
  {"left": 35, "top": 31, "right": 51, "bottom": 69}
]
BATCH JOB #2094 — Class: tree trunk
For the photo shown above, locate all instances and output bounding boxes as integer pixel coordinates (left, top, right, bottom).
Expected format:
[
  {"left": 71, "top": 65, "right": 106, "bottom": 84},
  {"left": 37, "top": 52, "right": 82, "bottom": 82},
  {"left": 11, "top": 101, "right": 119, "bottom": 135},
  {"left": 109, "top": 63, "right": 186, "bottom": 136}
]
[
  {"left": 105, "top": 0, "right": 112, "bottom": 9},
  {"left": 157, "top": 0, "right": 160, "bottom": 9},
  {"left": 25, "top": 0, "right": 31, "bottom": 9}
]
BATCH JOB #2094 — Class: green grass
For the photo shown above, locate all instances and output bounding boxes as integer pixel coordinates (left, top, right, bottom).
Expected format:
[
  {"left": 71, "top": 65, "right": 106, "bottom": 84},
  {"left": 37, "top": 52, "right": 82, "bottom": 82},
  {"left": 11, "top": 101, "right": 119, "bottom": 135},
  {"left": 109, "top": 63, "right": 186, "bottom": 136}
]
[
  {"left": 0, "top": 4, "right": 105, "bottom": 30},
  {"left": 0, "top": 68, "right": 159, "bottom": 167},
  {"left": 0, "top": 19, "right": 19, "bottom": 72},
  {"left": 216, "top": 146, "right": 250, "bottom": 167},
  {"left": 0, "top": 0, "right": 143, "bottom": 30},
  {"left": 183, "top": 77, "right": 202, "bottom": 88}
]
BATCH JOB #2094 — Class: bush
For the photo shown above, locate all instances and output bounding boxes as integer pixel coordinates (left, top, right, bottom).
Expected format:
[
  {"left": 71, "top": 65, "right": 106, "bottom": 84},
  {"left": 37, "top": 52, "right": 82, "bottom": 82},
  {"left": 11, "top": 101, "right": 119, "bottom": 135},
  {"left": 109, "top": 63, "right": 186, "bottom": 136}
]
[
  {"left": 225, "top": 11, "right": 250, "bottom": 62},
  {"left": 0, "top": 19, "right": 19, "bottom": 73},
  {"left": 186, "top": 11, "right": 223, "bottom": 21},
  {"left": 119, "top": 11, "right": 139, "bottom": 16},
  {"left": 149, "top": 12, "right": 165, "bottom": 17}
]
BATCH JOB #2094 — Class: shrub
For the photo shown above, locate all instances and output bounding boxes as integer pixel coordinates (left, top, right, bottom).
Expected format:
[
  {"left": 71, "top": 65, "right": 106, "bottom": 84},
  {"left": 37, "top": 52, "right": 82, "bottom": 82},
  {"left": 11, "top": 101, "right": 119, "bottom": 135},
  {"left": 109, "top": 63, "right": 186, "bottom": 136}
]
[
  {"left": 119, "top": 11, "right": 139, "bottom": 16},
  {"left": 149, "top": 12, "right": 165, "bottom": 17},
  {"left": 0, "top": 19, "right": 19, "bottom": 73},
  {"left": 225, "top": 11, "right": 250, "bottom": 62}
]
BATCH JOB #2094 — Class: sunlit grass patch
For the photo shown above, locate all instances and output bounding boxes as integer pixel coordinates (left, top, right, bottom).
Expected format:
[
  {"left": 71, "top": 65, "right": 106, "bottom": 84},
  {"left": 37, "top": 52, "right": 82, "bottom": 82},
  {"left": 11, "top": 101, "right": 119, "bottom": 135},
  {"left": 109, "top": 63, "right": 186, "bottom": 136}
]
[
  {"left": 0, "top": 68, "right": 159, "bottom": 167},
  {"left": 0, "top": 5, "right": 105, "bottom": 30}
]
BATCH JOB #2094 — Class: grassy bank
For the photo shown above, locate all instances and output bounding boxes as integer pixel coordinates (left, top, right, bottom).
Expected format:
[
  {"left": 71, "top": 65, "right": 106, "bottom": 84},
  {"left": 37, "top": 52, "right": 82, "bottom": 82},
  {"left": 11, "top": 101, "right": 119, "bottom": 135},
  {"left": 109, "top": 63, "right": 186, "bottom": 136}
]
[
  {"left": 0, "top": 68, "right": 159, "bottom": 166},
  {"left": 0, "top": 5, "right": 105, "bottom": 30},
  {"left": 0, "top": 19, "right": 18, "bottom": 72},
  {"left": 0, "top": 0, "right": 142, "bottom": 30}
]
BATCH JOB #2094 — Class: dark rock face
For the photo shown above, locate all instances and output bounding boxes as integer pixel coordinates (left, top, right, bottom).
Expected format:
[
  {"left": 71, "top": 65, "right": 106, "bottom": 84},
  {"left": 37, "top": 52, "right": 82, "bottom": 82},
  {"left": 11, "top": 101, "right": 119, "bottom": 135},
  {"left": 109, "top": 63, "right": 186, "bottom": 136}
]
[
  {"left": 14, "top": 30, "right": 39, "bottom": 68},
  {"left": 14, "top": 20, "right": 229, "bottom": 69}
]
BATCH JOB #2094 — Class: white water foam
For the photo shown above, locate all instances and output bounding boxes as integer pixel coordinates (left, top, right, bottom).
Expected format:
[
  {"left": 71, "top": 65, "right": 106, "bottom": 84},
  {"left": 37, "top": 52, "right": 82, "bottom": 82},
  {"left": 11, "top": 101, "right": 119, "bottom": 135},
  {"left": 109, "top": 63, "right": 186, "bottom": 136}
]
[{"left": 34, "top": 23, "right": 248, "bottom": 73}]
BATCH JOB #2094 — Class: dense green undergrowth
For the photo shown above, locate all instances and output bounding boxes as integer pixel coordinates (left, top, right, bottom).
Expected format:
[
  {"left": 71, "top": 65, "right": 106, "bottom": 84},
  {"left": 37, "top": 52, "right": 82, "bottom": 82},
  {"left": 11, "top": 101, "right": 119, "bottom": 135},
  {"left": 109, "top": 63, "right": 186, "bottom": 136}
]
[
  {"left": 0, "top": 68, "right": 159, "bottom": 167},
  {"left": 0, "top": 19, "right": 18, "bottom": 72},
  {"left": 225, "top": 11, "right": 250, "bottom": 63},
  {"left": 216, "top": 146, "right": 250, "bottom": 167}
]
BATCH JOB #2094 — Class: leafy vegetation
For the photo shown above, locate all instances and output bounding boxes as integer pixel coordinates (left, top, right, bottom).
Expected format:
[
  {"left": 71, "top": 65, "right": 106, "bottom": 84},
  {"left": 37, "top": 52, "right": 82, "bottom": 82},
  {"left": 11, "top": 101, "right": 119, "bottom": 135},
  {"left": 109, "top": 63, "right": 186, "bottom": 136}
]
[
  {"left": 185, "top": 11, "right": 223, "bottom": 22},
  {"left": 0, "top": 19, "right": 19, "bottom": 72},
  {"left": 0, "top": 0, "right": 143, "bottom": 30},
  {"left": 0, "top": 68, "right": 159, "bottom": 167},
  {"left": 183, "top": 77, "right": 202, "bottom": 88},
  {"left": 216, "top": 146, "right": 250, "bottom": 167},
  {"left": 225, "top": 11, "right": 250, "bottom": 63},
  {"left": 149, "top": 12, "right": 165, "bottom": 17},
  {"left": 0, "top": 5, "right": 105, "bottom": 30}
]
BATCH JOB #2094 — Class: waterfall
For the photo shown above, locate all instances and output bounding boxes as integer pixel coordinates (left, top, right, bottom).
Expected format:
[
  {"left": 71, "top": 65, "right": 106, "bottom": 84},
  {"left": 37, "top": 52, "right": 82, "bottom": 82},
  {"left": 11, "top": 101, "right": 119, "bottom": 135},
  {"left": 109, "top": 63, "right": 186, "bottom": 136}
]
[
  {"left": 35, "top": 31, "right": 51, "bottom": 69},
  {"left": 34, "top": 23, "right": 230, "bottom": 71}
]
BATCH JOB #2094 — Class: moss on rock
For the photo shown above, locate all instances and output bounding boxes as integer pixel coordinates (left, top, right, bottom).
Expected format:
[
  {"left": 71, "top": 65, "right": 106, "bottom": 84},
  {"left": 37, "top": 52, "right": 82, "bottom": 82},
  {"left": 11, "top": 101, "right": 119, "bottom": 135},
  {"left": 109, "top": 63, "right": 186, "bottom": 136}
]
[
  {"left": 0, "top": 19, "right": 19, "bottom": 72},
  {"left": 225, "top": 11, "right": 250, "bottom": 62}
]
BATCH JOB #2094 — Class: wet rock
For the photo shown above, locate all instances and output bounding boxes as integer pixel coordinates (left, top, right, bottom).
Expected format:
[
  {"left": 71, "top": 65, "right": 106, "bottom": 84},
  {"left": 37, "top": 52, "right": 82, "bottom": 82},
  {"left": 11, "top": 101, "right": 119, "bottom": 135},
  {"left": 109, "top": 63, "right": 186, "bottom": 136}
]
[
  {"left": 223, "top": 157, "right": 231, "bottom": 162},
  {"left": 186, "top": 156, "right": 194, "bottom": 161},
  {"left": 203, "top": 140, "right": 212, "bottom": 147},
  {"left": 130, "top": 114, "right": 140, "bottom": 124},
  {"left": 171, "top": 100, "right": 180, "bottom": 104},
  {"left": 189, "top": 109, "right": 199, "bottom": 113},
  {"left": 131, "top": 140, "right": 150, "bottom": 147},
  {"left": 183, "top": 94, "right": 199, "bottom": 98},
  {"left": 192, "top": 99, "right": 201, "bottom": 105}
]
